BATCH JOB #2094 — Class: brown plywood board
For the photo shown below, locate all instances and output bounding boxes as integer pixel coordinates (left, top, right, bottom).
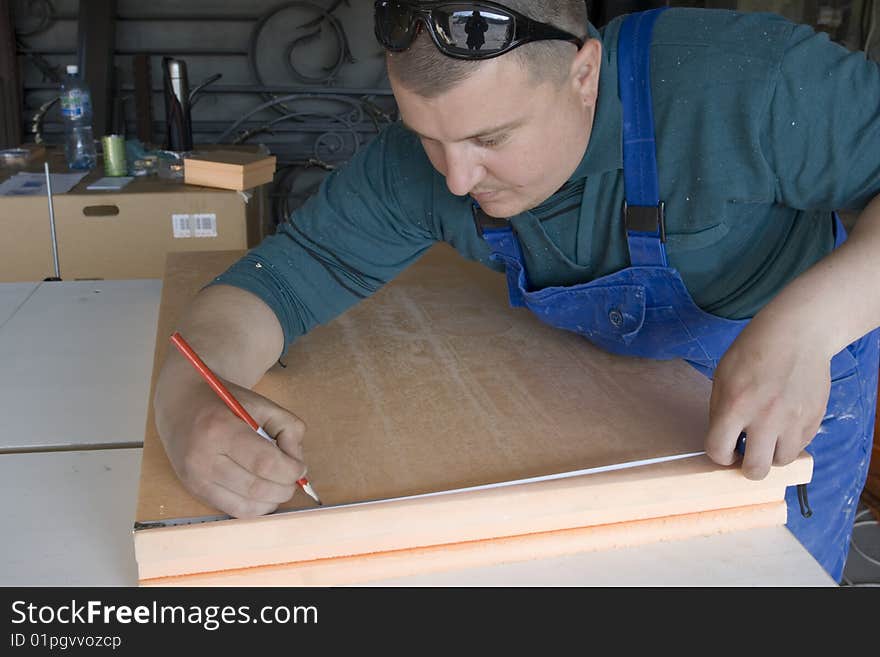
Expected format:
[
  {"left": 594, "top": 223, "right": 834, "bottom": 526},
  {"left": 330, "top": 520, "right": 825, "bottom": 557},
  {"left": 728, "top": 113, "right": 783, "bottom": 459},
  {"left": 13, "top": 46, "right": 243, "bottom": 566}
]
[{"left": 137, "top": 244, "right": 723, "bottom": 522}]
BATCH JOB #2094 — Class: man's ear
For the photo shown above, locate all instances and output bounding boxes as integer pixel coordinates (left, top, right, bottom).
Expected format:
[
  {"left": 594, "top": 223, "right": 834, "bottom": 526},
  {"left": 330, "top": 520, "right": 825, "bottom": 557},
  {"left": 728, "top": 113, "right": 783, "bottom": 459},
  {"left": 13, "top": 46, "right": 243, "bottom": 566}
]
[{"left": 570, "top": 39, "right": 602, "bottom": 106}]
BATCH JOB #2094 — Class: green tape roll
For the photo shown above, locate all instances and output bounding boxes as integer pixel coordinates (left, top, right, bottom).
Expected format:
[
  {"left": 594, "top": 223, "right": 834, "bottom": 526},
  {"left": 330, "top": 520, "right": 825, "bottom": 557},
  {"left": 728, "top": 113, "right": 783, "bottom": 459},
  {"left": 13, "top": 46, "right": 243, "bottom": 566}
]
[{"left": 102, "top": 135, "right": 127, "bottom": 177}]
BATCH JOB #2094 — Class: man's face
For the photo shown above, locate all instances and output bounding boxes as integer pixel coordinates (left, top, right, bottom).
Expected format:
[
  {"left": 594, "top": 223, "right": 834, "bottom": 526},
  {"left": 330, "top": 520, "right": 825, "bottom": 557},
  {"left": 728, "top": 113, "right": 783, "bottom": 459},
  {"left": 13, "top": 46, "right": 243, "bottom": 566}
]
[{"left": 389, "top": 53, "right": 597, "bottom": 218}]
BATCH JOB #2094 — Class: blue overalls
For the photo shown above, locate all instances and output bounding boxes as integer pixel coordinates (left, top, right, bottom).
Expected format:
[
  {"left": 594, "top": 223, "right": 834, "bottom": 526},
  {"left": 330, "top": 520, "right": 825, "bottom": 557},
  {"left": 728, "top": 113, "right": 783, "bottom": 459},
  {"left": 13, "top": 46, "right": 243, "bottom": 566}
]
[{"left": 475, "top": 8, "right": 879, "bottom": 581}]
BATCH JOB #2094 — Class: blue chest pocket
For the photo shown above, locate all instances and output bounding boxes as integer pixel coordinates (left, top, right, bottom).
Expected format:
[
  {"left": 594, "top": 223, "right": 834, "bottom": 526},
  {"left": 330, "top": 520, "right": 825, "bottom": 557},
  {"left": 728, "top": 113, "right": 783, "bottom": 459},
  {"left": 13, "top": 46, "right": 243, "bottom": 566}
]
[{"left": 524, "top": 284, "right": 647, "bottom": 345}]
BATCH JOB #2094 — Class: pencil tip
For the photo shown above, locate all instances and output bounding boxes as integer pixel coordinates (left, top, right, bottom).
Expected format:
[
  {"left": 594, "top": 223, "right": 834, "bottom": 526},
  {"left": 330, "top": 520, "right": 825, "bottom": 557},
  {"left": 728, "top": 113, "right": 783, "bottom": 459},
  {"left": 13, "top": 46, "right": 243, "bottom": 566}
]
[{"left": 299, "top": 481, "right": 322, "bottom": 506}]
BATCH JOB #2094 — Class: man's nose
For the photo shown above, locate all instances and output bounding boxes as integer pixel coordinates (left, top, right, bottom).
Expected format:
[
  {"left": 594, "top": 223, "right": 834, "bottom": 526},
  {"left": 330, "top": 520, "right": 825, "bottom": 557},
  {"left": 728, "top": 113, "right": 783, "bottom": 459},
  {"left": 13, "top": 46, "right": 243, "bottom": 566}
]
[{"left": 442, "top": 144, "right": 483, "bottom": 197}]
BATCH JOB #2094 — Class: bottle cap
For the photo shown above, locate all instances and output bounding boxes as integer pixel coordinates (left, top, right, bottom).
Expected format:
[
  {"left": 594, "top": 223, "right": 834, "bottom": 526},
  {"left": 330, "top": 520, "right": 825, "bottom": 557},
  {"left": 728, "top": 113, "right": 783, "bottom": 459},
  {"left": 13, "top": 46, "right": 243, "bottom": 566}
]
[{"left": 66, "top": 65, "right": 78, "bottom": 75}]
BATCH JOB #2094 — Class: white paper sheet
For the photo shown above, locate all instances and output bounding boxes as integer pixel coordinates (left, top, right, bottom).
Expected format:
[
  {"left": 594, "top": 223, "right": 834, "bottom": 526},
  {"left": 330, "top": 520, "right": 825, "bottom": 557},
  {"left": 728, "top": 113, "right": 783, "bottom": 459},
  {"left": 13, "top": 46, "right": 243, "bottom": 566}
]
[{"left": 0, "top": 172, "right": 88, "bottom": 196}]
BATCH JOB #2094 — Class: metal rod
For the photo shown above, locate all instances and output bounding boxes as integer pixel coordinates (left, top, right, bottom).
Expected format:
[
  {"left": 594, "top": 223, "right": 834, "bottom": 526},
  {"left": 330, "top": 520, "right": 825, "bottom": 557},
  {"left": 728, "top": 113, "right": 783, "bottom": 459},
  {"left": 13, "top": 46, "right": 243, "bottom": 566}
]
[{"left": 44, "top": 161, "right": 61, "bottom": 280}]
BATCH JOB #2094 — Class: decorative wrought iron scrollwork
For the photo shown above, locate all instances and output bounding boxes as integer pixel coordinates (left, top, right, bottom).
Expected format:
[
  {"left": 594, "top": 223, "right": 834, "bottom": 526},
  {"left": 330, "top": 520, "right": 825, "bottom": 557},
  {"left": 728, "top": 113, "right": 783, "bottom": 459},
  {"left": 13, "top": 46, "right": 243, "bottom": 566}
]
[
  {"left": 13, "top": 0, "right": 56, "bottom": 37},
  {"left": 218, "top": 89, "right": 396, "bottom": 226},
  {"left": 14, "top": 0, "right": 63, "bottom": 85},
  {"left": 215, "top": 93, "right": 369, "bottom": 154},
  {"left": 248, "top": 1, "right": 357, "bottom": 104}
]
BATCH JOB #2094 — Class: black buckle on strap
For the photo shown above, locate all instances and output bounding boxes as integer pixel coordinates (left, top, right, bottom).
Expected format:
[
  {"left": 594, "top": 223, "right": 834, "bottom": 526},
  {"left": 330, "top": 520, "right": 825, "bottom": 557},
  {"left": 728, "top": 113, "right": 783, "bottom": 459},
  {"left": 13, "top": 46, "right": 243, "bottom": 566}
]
[
  {"left": 472, "top": 204, "right": 510, "bottom": 237},
  {"left": 797, "top": 483, "right": 813, "bottom": 519},
  {"left": 623, "top": 201, "right": 666, "bottom": 242}
]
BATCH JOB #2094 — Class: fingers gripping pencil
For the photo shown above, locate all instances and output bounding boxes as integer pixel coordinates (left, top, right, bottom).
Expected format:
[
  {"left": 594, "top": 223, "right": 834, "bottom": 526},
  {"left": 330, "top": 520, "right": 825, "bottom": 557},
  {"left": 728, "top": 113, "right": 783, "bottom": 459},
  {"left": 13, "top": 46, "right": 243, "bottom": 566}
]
[{"left": 169, "top": 331, "right": 322, "bottom": 505}]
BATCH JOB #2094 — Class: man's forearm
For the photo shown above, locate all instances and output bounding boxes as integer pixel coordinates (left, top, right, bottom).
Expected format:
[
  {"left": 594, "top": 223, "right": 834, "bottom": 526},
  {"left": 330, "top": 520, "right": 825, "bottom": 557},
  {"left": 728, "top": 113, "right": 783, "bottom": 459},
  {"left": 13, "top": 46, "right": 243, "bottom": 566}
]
[
  {"left": 748, "top": 193, "right": 880, "bottom": 358},
  {"left": 159, "top": 284, "right": 285, "bottom": 390},
  {"left": 152, "top": 284, "right": 304, "bottom": 518}
]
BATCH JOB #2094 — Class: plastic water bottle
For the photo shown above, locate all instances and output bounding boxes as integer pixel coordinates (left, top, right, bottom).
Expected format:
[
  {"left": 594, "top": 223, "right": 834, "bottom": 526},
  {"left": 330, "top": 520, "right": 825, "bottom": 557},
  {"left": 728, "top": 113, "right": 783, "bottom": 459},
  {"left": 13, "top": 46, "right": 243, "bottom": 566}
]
[{"left": 59, "top": 64, "right": 97, "bottom": 169}]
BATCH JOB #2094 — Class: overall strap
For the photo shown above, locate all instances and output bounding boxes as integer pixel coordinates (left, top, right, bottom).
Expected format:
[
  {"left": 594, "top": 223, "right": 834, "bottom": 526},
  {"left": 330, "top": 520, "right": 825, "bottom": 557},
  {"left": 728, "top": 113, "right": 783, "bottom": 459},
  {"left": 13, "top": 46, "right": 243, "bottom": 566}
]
[
  {"left": 472, "top": 203, "right": 527, "bottom": 307},
  {"left": 618, "top": 8, "right": 669, "bottom": 267}
]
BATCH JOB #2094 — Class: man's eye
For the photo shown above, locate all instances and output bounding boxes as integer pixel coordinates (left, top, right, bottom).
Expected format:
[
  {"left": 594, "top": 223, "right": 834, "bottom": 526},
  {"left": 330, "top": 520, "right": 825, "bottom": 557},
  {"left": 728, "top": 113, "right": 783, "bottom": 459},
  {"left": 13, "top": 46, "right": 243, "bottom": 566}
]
[{"left": 477, "top": 135, "right": 505, "bottom": 148}]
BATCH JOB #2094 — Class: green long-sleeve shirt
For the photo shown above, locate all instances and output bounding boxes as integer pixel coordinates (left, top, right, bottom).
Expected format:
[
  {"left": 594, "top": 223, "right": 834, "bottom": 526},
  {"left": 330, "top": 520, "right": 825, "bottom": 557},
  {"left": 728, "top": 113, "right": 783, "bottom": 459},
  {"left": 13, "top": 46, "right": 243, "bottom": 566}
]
[{"left": 214, "top": 8, "right": 880, "bottom": 353}]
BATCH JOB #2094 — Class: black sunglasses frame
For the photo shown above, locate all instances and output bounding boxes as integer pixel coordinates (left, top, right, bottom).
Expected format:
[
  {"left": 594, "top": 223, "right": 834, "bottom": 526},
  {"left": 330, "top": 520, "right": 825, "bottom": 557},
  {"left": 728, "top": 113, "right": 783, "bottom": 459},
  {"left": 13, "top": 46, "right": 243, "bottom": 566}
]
[{"left": 374, "top": 0, "right": 585, "bottom": 61}]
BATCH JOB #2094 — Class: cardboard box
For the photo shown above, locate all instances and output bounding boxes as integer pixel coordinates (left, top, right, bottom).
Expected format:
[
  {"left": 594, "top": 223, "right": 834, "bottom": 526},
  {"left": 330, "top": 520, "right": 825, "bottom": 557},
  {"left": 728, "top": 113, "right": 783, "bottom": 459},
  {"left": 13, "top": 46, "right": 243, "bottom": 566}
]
[
  {"left": 183, "top": 150, "right": 276, "bottom": 191},
  {"left": 0, "top": 149, "right": 269, "bottom": 281}
]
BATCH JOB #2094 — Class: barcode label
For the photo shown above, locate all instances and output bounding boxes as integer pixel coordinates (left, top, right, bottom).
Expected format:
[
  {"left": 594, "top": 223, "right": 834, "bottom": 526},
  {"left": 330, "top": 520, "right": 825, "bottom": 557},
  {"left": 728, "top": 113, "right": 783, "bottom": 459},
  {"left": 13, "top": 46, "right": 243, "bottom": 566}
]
[
  {"left": 172, "top": 214, "right": 191, "bottom": 238},
  {"left": 193, "top": 213, "right": 218, "bottom": 237},
  {"left": 171, "top": 213, "right": 218, "bottom": 238}
]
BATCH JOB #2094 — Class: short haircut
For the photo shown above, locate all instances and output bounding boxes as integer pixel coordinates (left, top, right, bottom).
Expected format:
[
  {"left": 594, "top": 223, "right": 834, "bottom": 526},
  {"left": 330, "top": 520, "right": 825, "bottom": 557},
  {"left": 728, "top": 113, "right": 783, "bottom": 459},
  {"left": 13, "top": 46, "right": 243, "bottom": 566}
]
[{"left": 386, "top": 0, "right": 589, "bottom": 98}]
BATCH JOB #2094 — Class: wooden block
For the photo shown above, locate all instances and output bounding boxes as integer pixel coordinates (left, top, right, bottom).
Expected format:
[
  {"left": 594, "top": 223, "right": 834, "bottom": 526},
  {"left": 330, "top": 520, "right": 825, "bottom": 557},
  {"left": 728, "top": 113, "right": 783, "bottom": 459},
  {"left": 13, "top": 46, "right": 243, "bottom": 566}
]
[
  {"left": 134, "top": 245, "right": 812, "bottom": 584},
  {"left": 183, "top": 150, "right": 276, "bottom": 191}
]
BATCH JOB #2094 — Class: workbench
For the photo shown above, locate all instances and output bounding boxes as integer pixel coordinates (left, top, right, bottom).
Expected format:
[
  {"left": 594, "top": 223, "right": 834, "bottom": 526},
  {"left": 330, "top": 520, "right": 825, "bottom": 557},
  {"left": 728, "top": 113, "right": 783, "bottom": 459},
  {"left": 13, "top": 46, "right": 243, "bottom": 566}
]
[{"left": 0, "top": 279, "right": 836, "bottom": 586}]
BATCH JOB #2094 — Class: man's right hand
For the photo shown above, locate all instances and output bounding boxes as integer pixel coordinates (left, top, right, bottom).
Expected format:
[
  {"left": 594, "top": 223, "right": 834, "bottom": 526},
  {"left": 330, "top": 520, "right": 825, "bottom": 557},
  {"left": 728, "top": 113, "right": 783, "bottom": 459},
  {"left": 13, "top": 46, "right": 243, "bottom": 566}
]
[
  {"left": 151, "top": 284, "right": 302, "bottom": 518},
  {"left": 154, "top": 369, "right": 308, "bottom": 518}
]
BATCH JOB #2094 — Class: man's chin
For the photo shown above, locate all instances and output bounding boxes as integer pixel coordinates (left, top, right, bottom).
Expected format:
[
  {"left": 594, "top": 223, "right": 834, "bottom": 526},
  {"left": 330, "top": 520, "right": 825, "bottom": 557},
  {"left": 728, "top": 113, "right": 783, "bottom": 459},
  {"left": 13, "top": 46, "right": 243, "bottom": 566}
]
[{"left": 470, "top": 195, "right": 526, "bottom": 219}]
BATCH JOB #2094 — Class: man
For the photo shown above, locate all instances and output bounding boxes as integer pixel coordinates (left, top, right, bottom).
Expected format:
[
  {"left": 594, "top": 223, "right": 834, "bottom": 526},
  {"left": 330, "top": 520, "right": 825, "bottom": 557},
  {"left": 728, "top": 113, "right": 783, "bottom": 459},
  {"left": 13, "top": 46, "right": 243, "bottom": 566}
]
[
  {"left": 465, "top": 10, "right": 489, "bottom": 50},
  {"left": 153, "top": 1, "right": 880, "bottom": 582}
]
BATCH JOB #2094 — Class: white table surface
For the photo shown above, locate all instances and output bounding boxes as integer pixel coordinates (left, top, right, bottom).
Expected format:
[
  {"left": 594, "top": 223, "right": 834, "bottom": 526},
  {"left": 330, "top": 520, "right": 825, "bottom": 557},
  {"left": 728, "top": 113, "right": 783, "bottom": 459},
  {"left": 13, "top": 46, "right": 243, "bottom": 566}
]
[
  {"left": 0, "top": 282, "right": 39, "bottom": 327},
  {"left": 0, "top": 449, "right": 142, "bottom": 586},
  {"left": 0, "top": 279, "right": 161, "bottom": 450},
  {"left": 0, "top": 279, "right": 836, "bottom": 587}
]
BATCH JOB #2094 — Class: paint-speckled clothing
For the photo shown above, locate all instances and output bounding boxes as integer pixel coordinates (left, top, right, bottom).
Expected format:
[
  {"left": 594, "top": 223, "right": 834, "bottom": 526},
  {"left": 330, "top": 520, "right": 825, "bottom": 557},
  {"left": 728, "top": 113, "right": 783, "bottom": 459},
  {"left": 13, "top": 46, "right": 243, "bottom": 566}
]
[{"left": 212, "top": 8, "right": 880, "bottom": 580}]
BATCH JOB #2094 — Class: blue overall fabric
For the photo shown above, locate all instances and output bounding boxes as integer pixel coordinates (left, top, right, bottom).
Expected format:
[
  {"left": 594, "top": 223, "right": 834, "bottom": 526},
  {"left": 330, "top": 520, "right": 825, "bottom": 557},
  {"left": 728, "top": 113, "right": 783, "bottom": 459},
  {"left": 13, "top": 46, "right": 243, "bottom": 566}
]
[{"left": 478, "top": 7, "right": 879, "bottom": 581}]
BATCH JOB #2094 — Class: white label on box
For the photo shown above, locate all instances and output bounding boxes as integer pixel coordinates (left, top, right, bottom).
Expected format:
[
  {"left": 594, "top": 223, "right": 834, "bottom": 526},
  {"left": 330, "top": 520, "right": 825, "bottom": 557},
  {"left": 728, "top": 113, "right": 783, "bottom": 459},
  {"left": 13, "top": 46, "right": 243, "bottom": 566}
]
[
  {"left": 172, "top": 213, "right": 218, "bottom": 238},
  {"left": 193, "top": 213, "right": 218, "bottom": 237},
  {"left": 172, "top": 214, "right": 192, "bottom": 238}
]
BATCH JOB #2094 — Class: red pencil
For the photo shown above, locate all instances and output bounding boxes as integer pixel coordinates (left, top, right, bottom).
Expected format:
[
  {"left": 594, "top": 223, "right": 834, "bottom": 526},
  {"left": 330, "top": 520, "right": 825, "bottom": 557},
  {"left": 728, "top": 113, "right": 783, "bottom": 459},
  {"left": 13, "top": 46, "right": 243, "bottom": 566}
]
[{"left": 169, "top": 331, "right": 322, "bottom": 505}]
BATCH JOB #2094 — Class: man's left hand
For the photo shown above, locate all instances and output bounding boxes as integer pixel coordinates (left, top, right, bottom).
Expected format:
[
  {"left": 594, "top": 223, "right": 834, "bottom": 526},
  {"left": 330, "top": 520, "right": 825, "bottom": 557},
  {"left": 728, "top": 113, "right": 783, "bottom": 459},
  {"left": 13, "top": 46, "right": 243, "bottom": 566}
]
[{"left": 705, "top": 316, "right": 831, "bottom": 479}]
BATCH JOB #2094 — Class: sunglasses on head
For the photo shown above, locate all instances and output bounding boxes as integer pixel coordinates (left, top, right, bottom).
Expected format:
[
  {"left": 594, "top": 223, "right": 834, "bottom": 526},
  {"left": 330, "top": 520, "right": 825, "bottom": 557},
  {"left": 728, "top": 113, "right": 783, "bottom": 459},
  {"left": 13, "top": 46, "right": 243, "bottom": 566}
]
[{"left": 374, "top": 1, "right": 584, "bottom": 60}]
